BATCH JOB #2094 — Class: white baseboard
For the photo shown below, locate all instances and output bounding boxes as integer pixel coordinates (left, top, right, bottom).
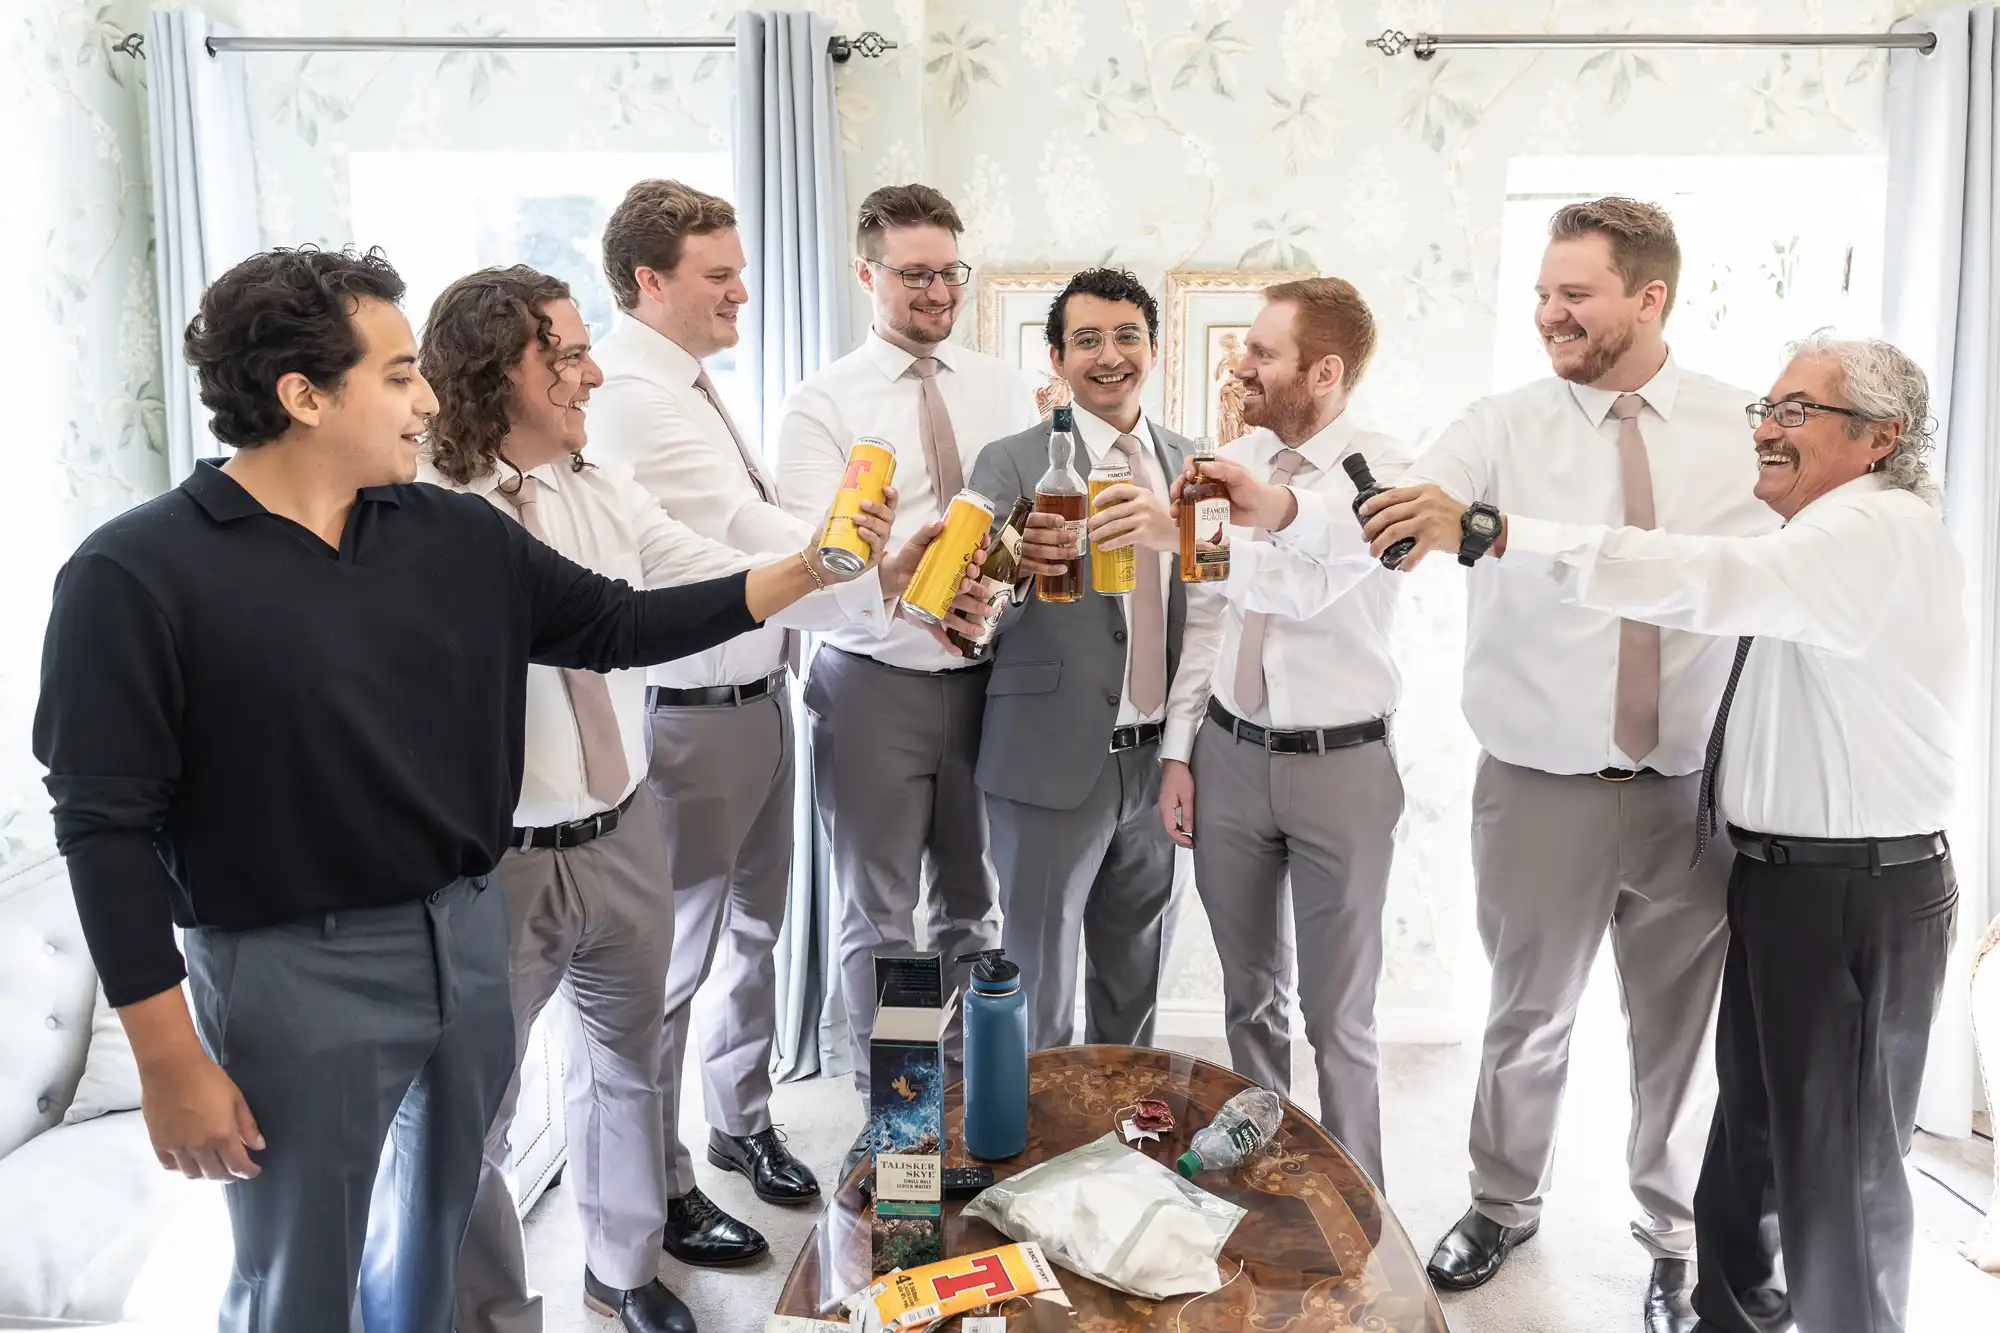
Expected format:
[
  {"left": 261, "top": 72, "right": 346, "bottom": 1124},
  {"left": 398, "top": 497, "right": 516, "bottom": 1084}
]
[{"left": 1148, "top": 999, "right": 1467, "bottom": 1047}]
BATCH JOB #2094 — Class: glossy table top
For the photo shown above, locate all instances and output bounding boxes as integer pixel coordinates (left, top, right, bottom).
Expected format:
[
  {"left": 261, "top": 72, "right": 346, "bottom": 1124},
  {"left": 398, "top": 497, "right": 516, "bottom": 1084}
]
[{"left": 776, "top": 1045, "right": 1450, "bottom": 1331}]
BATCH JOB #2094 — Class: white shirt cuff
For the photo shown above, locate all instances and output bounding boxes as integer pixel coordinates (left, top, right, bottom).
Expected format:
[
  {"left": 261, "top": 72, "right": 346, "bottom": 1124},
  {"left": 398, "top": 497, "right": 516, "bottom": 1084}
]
[
  {"left": 1160, "top": 715, "right": 1198, "bottom": 765},
  {"left": 833, "top": 567, "right": 894, "bottom": 638},
  {"left": 1273, "top": 487, "right": 1334, "bottom": 552},
  {"left": 1494, "top": 515, "right": 1568, "bottom": 577}
]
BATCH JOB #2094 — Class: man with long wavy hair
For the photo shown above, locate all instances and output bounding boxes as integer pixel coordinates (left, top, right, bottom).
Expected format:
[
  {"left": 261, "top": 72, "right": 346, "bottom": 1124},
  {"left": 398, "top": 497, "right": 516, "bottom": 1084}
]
[{"left": 416, "top": 266, "right": 929, "bottom": 1333}]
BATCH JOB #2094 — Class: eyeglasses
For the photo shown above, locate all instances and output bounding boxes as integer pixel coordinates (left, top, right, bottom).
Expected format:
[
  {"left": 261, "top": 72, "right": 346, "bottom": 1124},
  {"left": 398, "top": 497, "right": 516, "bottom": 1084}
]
[
  {"left": 1745, "top": 398, "right": 1875, "bottom": 429},
  {"left": 867, "top": 258, "right": 972, "bottom": 289},
  {"left": 1064, "top": 325, "right": 1149, "bottom": 353}
]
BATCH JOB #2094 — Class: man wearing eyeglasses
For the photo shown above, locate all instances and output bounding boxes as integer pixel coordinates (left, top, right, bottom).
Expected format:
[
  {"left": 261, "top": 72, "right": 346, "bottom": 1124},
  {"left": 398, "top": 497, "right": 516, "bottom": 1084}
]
[
  {"left": 773, "top": 185, "right": 1039, "bottom": 1117},
  {"left": 1305, "top": 198, "right": 1777, "bottom": 1333},
  {"left": 1355, "top": 333, "right": 1962, "bottom": 1333},
  {"left": 954, "top": 267, "right": 1202, "bottom": 1054}
]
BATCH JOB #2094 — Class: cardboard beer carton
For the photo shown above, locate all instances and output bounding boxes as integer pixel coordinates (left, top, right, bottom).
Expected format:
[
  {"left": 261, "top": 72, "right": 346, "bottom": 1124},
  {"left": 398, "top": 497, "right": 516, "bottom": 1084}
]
[{"left": 869, "top": 951, "right": 956, "bottom": 1275}]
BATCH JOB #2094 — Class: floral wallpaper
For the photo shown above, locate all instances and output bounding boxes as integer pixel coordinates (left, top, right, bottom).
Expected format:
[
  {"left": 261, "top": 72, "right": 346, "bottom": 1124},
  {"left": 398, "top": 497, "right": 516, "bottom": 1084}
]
[{"left": 3, "top": 0, "right": 1943, "bottom": 1030}]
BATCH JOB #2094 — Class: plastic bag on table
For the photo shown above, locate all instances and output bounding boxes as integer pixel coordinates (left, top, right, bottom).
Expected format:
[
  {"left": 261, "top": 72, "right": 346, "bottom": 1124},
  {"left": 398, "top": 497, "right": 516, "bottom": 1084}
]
[{"left": 959, "top": 1133, "right": 1246, "bottom": 1300}]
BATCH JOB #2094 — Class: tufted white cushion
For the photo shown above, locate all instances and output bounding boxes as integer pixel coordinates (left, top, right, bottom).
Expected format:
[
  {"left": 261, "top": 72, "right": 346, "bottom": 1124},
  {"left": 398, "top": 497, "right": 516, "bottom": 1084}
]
[
  {"left": 62, "top": 982, "right": 141, "bottom": 1125},
  {"left": 0, "top": 852, "right": 96, "bottom": 1160}
]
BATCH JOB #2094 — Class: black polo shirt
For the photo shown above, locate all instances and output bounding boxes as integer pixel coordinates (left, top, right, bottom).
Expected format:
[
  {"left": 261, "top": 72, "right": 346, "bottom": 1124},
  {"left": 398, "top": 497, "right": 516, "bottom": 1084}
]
[{"left": 34, "top": 461, "right": 756, "bottom": 1006}]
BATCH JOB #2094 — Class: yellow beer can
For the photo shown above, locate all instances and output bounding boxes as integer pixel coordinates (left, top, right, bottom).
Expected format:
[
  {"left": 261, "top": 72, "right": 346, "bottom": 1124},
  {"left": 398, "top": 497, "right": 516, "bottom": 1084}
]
[
  {"left": 1087, "top": 460, "right": 1137, "bottom": 596},
  {"left": 901, "top": 489, "right": 996, "bottom": 627},
  {"left": 819, "top": 438, "right": 898, "bottom": 575}
]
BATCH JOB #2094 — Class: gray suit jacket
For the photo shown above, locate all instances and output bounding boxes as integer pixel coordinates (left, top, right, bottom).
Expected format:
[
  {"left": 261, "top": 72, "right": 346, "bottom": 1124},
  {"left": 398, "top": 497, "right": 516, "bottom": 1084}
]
[{"left": 968, "top": 418, "right": 1191, "bottom": 811}]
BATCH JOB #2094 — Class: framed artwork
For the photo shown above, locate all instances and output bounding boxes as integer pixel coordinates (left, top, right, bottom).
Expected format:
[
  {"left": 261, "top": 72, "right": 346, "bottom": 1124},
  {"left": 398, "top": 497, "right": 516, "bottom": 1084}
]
[{"left": 1162, "top": 268, "right": 1314, "bottom": 440}]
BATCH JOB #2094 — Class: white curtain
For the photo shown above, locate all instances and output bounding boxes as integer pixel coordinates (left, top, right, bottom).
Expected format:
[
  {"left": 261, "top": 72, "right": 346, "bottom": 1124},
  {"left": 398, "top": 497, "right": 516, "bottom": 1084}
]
[
  {"left": 145, "top": 6, "right": 259, "bottom": 483},
  {"left": 734, "top": 9, "right": 856, "bottom": 1083},
  {"left": 1883, "top": 4, "right": 1999, "bottom": 1136}
]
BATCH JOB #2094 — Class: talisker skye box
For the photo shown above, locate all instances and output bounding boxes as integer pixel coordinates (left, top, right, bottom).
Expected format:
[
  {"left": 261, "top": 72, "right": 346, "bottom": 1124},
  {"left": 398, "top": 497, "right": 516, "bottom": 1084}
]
[{"left": 869, "top": 951, "right": 954, "bottom": 1275}]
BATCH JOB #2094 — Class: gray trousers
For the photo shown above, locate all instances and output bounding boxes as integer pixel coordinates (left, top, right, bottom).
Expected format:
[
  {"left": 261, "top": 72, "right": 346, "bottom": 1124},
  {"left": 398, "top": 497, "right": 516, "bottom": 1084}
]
[
  {"left": 1467, "top": 753, "right": 1729, "bottom": 1259},
  {"left": 182, "top": 878, "right": 513, "bottom": 1333},
  {"left": 646, "top": 692, "right": 794, "bottom": 1196},
  {"left": 456, "top": 795, "right": 678, "bottom": 1333},
  {"left": 803, "top": 646, "right": 1000, "bottom": 1098},
  {"left": 986, "top": 743, "right": 1176, "bottom": 1051},
  {"left": 1189, "top": 718, "right": 1403, "bottom": 1188}
]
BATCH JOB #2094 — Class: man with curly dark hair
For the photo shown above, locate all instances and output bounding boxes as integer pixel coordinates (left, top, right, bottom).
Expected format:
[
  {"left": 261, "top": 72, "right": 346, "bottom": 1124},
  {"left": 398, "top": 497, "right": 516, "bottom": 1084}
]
[
  {"left": 31, "top": 245, "right": 890, "bottom": 1333},
  {"left": 415, "top": 264, "right": 922, "bottom": 1333}
]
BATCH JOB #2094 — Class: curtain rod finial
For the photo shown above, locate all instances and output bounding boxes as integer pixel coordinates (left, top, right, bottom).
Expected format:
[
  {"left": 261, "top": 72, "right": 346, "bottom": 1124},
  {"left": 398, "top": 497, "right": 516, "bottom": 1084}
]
[
  {"left": 113, "top": 31, "right": 144, "bottom": 59},
  {"left": 829, "top": 30, "right": 896, "bottom": 63}
]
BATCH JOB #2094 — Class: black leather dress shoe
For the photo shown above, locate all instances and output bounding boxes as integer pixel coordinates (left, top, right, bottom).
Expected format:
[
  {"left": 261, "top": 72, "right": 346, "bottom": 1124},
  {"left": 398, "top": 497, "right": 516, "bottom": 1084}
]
[
  {"left": 1645, "top": 1259, "right": 1700, "bottom": 1333},
  {"left": 582, "top": 1270, "right": 696, "bottom": 1333},
  {"left": 708, "top": 1126, "right": 821, "bottom": 1205},
  {"left": 1425, "top": 1207, "right": 1540, "bottom": 1290},
  {"left": 662, "top": 1185, "right": 768, "bottom": 1266}
]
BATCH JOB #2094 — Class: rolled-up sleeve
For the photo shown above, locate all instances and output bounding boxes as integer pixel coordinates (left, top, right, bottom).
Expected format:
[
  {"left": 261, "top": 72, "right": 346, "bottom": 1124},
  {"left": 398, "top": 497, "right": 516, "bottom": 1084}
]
[{"left": 32, "top": 553, "right": 188, "bottom": 1007}]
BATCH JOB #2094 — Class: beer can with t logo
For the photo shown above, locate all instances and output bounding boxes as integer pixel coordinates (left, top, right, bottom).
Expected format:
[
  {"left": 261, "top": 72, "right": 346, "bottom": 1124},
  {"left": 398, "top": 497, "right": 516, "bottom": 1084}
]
[
  {"left": 901, "top": 489, "right": 996, "bottom": 627},
  {"left": 820, "top": 438, "right": 898, "bottom": 575}
]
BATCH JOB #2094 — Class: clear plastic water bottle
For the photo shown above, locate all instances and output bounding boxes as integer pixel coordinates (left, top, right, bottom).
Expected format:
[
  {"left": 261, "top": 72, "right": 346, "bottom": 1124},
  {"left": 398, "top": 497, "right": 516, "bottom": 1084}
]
[{"left": 1175, "top": 1088, "right": 1282, "bottom": 1178}]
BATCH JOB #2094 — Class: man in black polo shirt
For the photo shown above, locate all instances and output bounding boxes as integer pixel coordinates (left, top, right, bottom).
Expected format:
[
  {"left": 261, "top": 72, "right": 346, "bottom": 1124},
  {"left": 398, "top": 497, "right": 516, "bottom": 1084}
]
[{"left": 31, "top": 246, "right": 875, "bottom": 1333}]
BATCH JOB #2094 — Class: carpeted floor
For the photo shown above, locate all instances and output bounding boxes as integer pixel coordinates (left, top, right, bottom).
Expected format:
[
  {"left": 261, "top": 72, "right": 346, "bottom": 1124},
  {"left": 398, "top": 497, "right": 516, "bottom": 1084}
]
[{"left": 524, "top": 958, "right": 2000, "bottom": 1332}]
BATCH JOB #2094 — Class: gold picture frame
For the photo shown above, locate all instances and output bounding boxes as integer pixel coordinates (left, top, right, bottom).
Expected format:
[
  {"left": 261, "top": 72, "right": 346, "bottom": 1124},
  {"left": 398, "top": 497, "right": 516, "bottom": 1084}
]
[
  {"left": 974, "top": 269, "right": 1070, "bottom": 375},
  {"left": 1162, "top": 267, "right": 1314, "bottom": 439}
]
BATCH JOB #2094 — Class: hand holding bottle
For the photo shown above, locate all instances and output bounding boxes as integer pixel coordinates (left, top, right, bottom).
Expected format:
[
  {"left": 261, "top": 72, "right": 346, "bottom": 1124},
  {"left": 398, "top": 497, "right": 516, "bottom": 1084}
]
[
  {"left": 1016, "top": 510, "right": 1077, "bottom": 576},
  {"left": 1169, "top": 457, "right": 1297, "bottom": 533}
]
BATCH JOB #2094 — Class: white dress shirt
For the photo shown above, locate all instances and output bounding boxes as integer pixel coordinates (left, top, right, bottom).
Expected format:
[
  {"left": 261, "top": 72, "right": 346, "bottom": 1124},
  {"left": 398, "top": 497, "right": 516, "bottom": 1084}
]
[
  {"left": 1503, "top": 474, "right": 1965, "bottom": 838},
  {"left": 418, "top": 457, "right": 853, "bottom": 828},
  {"left": 1396, "top": 354, "right": 1780, "bottom": 775},
  {"left": 587, "top": 313, "right": 888, "bottom": 690},
  {"left": 1073, "top": 405, "right": 1174, "bottom": 727},
  {"left": 1162, "top": 414, "right": 1408, "bottom": 763},
  {"left": 774, "top": 330, "right": 1041, "bottom": 671}
]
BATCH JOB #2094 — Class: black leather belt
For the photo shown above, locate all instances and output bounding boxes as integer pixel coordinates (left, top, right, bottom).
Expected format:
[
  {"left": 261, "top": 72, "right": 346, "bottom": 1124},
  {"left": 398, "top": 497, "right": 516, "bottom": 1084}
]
[
  {"left": 647, "top": 669, "right": 787, "bottom": 710},
  {"left": 1727, "top": 824, "right": 1948, "bottom": 873},
  {"left": 1207, "top": 698, "right": 1388, "bottom": 755},
  {"left": 512, "top": 789, "right": 638, "bottom": 852},
  {"left": 1110, "top": 722, "right": 1163, "bottom": 753},
  {"left": 1595, "top": 766, "right": 1662, "bottom": 781}
]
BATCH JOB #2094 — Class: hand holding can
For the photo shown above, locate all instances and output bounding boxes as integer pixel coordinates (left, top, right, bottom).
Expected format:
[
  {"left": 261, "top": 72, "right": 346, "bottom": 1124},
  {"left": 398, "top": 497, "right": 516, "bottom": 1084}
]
[{"left": 820, "top": 438, "right": 898, "bottom": 575}]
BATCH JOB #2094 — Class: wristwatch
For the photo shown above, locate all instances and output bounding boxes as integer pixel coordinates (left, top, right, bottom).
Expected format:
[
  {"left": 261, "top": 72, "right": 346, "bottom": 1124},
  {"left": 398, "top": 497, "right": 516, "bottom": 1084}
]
[{"left": 1459, "top": 502, "right": 1502, "bottom": 567}]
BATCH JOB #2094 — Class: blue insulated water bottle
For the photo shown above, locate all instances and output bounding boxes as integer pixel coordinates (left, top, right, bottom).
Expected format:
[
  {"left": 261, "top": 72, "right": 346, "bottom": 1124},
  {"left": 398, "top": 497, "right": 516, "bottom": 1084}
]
[{"left": 959, "top": 949, "right": 1029, "bottom": 1161}]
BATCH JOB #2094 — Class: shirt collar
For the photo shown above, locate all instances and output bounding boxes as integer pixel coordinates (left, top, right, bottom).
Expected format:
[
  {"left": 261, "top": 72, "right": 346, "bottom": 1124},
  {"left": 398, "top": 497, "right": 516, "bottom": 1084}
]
[
  {"left": 1071, "top": 405, "right": 1157, "bottom": 466},
  {"left": 610, "top": 311, "right": 704, "bottom": 389},
  {"left": 1567, "top": 352, "right": 1683, "bottom": 428},
  {"left": 460, "top": 457, "right": 567, "bottom": 498},
  {"left": 183, "top": 457, "right": 404, "bottom": 523},
  {"left": 862, "top": 328, "right": 962, "bottom": 382},
  {"left": 1252, "top": 412, "right": 1358, "bottom": 477}
]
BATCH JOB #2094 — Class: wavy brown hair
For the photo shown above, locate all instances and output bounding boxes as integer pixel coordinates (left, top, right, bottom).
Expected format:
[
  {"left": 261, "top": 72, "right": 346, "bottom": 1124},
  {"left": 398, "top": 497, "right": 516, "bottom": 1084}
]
[{"left": 419, "top": 265, "right": 585, "bottom": 487}]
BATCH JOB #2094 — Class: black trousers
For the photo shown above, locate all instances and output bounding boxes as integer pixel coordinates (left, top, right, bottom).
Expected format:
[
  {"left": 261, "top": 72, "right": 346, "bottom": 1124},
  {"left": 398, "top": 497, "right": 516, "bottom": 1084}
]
[{"left": 1692, "top": 848, "right": 1956, "bottom": 1333}]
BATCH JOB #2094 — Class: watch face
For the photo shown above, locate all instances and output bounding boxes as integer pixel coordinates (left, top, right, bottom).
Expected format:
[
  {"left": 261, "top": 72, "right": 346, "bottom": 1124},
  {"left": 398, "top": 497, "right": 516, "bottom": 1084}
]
[{"left": 1468, "top": 511, "right": 1501, "bottom": 539}]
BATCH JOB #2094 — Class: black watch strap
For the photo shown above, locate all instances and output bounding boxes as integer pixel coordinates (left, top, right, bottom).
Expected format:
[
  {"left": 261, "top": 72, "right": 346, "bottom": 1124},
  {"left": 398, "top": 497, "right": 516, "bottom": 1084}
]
[{"left": 1459, "top": 502, "right": 1501, "bottom": 567}]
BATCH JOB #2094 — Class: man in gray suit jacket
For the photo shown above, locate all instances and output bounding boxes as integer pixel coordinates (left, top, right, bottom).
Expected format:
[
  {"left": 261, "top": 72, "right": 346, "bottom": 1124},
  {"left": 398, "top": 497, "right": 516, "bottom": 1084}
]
[{"left": 965, "top": 268, "right": 1216, "bottom": 1050}]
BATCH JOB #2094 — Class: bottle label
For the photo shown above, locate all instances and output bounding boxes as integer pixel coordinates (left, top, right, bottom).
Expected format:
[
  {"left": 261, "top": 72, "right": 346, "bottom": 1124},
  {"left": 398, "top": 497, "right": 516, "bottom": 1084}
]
[
  {"left": 1224, "top": 1117, "right": 1264, "bottom": 1157},
  {"left": 1192, "top": 497, "right": 1232, "bottom": 567},
  {"left": 1061, "top": 518, "right": 1088, "bottom": 552},
  {"left": 970, "top": 575, "right": 1010, "bottom": 643}
]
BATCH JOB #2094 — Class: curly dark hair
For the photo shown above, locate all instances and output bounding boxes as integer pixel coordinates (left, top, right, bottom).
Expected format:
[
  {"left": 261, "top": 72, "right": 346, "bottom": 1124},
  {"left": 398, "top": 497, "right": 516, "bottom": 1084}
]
[
  {"left": 182, "top": 246, "right": 407, "bottom": 448},
  {"left": 1045, "top": 267, "right": 1159, "bottom": 350},
  {"left": 419, "top": 266, "right": 584, "bottom": 488}
]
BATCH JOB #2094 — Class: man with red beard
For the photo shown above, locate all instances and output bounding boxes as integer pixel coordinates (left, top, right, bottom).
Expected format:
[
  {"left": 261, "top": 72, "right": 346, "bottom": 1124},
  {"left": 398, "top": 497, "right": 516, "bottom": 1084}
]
[{"left": 1396, "top": 199, "right": 1778, "bottom": 1333}]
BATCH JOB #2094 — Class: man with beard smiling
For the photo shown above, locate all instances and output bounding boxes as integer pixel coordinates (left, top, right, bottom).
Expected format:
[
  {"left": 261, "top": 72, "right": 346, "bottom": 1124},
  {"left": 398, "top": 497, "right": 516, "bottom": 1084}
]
[
  {"left": 962, "top": 267, "right": 1205, "bottom": 1053},
  {"left": 1378, "top": 198, "right": 1777, "bottom": 1332},
  {"left": 1357, "top": 333, "right": 1962, "bottom": 1333},
  {"left": 1153, "top": 277, "right": 1408, "bottom": 1188}
]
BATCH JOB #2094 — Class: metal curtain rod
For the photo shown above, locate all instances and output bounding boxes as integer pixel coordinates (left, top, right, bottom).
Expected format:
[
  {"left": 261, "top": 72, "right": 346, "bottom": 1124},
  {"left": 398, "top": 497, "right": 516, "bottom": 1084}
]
[
  {"left": 1366, "top": 28, "right": 1937, "bottom": 58},
  {"left": 112, "top": 30, "right": 897, "bottom": 62}
]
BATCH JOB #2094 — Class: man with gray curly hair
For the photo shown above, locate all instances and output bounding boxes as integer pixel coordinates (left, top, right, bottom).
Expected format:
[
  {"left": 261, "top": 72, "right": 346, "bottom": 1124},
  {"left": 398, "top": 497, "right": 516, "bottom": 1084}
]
[{"left": 1358, "top": 331, "right": 1965, "bottom": 1333}]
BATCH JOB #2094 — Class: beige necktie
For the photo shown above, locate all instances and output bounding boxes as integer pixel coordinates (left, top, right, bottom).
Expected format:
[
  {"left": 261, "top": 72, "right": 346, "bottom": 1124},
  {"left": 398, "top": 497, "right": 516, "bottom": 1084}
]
[
  {"left": 1609, "top": 393, "right": 1661, "bottom": 765},
  {"left": 1232, "top": 447, "right": 1309, "bottom": 717},
  {"left": 905, "top": 357, "right": 964, "bottom": 503},
  {"left": 505, "top": 475, "right": 633, "bottom": 807},
  {"left": 1111, "top": 433, "right": 1165, "bottom": 715},
  {"left": 694, "top": 367, "right": 800, "bottom": 674},
  {"left": 693, "top": 367, "right": 769, "bottom": 501}
]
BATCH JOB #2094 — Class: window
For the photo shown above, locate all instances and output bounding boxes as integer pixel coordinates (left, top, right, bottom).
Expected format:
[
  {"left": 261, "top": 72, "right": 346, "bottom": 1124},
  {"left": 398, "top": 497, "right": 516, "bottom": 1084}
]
[
  {"left": 1492, "top": 156, "right": 1888, "bottom": 395},
  {"left": 348, "top": 149, "right": 745, "bottom": 407}
]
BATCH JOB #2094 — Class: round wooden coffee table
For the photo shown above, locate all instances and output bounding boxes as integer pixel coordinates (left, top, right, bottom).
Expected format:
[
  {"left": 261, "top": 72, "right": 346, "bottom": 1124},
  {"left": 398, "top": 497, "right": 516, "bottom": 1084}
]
[{"left": 775, "top": 1045, "right": 1449, "bottom": 1331}]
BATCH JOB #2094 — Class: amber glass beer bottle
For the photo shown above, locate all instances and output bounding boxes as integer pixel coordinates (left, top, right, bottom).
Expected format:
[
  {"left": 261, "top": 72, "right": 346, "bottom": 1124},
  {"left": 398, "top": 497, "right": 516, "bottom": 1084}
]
[
  {"left": 1179, "top": 437, "right": 1231, "bottom": 583},
  {"left": 1034, "top": 406, "right": 1087, "bottom": 603}
]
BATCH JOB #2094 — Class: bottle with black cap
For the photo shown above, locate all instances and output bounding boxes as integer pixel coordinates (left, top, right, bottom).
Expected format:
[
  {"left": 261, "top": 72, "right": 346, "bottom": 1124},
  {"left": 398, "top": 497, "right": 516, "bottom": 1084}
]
[
  {"left": 957, "top": 948, "right": 1028, "bottom": 1160},
  {"left": 1342, "top": 452, "right": 1416, "bottom": 570}
]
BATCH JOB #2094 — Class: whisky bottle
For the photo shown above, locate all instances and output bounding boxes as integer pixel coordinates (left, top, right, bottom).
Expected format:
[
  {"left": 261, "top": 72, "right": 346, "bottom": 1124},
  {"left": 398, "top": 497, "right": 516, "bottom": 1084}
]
[
  {"left": 1033, "top": 406, "right": 1087, "bottom": 604},
  {"left": 1178, "top": 437, "right": 1231, "bottom": 583}
]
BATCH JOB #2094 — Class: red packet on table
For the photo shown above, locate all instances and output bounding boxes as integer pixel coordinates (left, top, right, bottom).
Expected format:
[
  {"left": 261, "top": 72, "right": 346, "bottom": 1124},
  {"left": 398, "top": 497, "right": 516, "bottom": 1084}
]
[
  {"left": 843, "top": 1242, "right": 1069, "bottom": 1333},
  {"left": 1132, "top": 1099, "right": 1175, "bottom": 1132}
]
